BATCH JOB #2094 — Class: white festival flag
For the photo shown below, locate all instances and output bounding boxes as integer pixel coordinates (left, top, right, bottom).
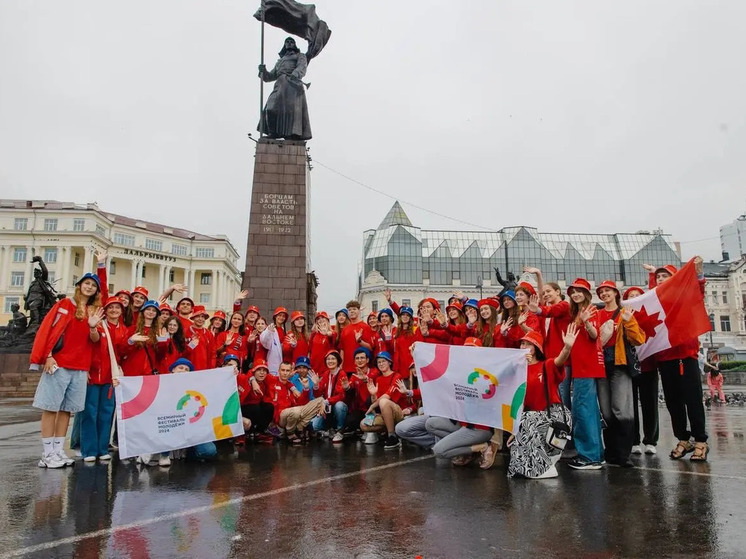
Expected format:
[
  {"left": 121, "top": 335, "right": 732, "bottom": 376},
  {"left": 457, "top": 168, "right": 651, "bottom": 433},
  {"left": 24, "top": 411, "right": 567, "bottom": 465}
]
[
  {"left": 115, "top": 367, "right": 244, "bottom": 459},
  {"left": 413, "top": 342, "right": 529, "bottom": 434}
]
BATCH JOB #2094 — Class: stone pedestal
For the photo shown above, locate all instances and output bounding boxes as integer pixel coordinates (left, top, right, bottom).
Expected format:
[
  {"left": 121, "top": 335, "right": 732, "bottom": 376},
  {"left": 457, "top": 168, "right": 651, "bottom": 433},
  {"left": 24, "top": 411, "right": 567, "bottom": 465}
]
[{"left": 242, "top": 139, "right": 314, "bottom": 317}]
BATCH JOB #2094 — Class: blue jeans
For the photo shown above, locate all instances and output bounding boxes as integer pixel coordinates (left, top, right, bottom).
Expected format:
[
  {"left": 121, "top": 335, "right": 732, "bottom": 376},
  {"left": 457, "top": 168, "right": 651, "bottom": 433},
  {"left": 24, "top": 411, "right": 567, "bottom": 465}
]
[
  {"left": 80, "top": 384, "right": 116, "bottom": 458},
  {"left": 571, "top": 378, "right": 603, "bottom": 463},
  {"left": 187, "top": 442, "right": 217, "bottom": 460},
  {"left": 70, "top": 412, "right": 81, "bottom": 450},
  {"left": 310, "top": 401, "right": 347, "bottom": 431}
]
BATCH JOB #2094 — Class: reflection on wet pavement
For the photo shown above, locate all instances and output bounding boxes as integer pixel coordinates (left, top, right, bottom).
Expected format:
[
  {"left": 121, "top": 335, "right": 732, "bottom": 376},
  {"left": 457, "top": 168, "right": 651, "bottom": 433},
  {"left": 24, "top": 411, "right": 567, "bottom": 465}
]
[{"left": 0, "top": 406, "right": 744, "bottom": 558}]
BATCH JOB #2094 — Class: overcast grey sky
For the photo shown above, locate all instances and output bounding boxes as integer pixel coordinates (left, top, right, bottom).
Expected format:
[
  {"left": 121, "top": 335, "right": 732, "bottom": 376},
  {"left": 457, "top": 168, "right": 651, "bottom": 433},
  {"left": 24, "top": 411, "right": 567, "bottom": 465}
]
[{"left": 1, "top": 1, "right": 744, "bottom": 311}]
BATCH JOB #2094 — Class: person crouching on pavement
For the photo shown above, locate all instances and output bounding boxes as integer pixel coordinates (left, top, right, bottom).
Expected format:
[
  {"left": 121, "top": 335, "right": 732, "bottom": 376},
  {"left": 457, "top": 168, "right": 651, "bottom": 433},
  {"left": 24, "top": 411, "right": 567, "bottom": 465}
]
[
  {"left": 239, "top": 360, "right": 276, "bottom": 443},
  {"left": 310, "top": 350, "right": 348, "bottom": 442},
  {"left": 277, "top": 357, "right": 326, "bottom": 444},
  {"left": 360, "top": 352, "right": 412, "bottom": 450}
]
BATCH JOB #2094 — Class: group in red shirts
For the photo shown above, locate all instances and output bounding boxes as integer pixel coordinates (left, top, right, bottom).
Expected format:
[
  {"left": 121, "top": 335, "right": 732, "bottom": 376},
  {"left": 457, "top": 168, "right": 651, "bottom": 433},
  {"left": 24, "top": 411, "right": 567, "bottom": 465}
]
[{"left": 30, "top": 251, "right": 711, "bottom": 471}]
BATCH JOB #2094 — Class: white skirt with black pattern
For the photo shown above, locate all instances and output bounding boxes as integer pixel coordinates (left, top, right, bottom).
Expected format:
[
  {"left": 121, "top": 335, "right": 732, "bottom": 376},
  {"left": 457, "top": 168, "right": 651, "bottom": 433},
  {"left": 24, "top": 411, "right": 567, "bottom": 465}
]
[{"left": 507, "top": 404, "right": 572, "bottom": 479}]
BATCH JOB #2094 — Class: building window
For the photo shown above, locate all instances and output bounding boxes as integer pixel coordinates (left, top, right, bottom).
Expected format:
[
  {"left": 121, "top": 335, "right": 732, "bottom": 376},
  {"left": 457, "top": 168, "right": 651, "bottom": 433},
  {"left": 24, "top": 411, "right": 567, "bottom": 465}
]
[
  {"left": 141, "top": 265, "right": 147, "bottom": 278},
  {"left": 709, "top": 315, "right": 715, "bottom": 330},
  {"left": 437, "top": 300, "right": 445, "bottom": 310},
  {"left": 200, "top": 273, "right": 212, "bottom": 285},
  {"left": 43, "top": 218, "right": 58, "bottom": 231},
  {"left": 452, "top": 271, "right": 460, "bottom": 280},
  {"left": 109, "top": 283, "right": 114, "bottom": 294},
  {"left": 722, "top": 292, "right": 728, "bottom": 304},
  {"left": 12, "top": 248, "right": 27, "bottom": 262},
  {"left": 44, "top": 248, "right": 57, "bottom": 263},
  {"left": 73, "top": 218, "right": 85, "bottom": 231},
  {"left": 169, "top": 270, "right": 175, "bottom": 282},
  {"left": 720, "top": 316, "right": 731, "bottom": 332},
  {"left": 402, "top": 298, "right": 411, "bottom": 307},
  {"left": 110, "top": 261, "right": 116, "bottom": 275},
  {"left": 711, "top": 291, "right": 718, "bottom": 304},
  {"left": 72, "top": 275, "right": 78, "bottom": 286},
  {"left": 3, "top": 296, "right": 20, "bottom": 313},
  {"left": 371, "top": 300, "right": 379, "bottom": 312},
  {"left": 10, "top": 272, "right": 24, "bottom": 287},
  {"left": 200, "top": 293, "right": 211, "bottom": 304},
  {"left": 74, "top": 253, "right": 80, "bottom": 267},
  {"left": 113, "top": 233, "right": 135, "bottom": 247},
  {"left": 195, "top": 248, "right": 215, "bottom": 258},
  {"left": 145, "top": 238, "right": 163, "bottom": 251},
  {"left": 14, "top": 218, "right": 27, "bottom": 231},
  {"left": 96, "top": 224, "right": 106, "bottom": 237},
  {"left": 172, "top": 244, "right": 187, "bottom": 256}
]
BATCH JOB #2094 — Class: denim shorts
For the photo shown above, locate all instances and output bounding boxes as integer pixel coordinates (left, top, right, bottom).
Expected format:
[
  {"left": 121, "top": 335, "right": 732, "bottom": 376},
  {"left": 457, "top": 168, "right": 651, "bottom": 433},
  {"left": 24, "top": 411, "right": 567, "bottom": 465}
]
[{"left": 32, "top": 367, "right": 88, "bottom": 413}]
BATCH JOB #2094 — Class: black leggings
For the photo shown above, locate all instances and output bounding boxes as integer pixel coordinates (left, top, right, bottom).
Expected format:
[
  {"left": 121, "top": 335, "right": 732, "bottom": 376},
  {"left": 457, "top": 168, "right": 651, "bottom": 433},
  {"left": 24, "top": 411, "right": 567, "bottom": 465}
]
[
  {"left": 659, "top": 358, "right": 707, "bottom": 443},
  {"left": 241, "top": 403, "right": 275, "bottom": 433}
]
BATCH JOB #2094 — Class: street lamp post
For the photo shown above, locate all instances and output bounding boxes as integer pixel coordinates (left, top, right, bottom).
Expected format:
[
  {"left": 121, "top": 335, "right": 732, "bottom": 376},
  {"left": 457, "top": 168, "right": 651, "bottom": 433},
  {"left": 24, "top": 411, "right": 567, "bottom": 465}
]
[
  {"left": 476, "top": 276, "right": 483, "bottom": 299},
  {"left": 709, "top": 312, "right": 715, "bottom": 352}
]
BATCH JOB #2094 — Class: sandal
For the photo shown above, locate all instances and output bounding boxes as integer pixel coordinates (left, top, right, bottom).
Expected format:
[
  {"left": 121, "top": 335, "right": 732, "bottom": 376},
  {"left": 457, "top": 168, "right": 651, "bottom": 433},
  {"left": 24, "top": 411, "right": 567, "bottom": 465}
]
[
  {"left": 669, "top": 440, "right": 694, "bottom": 460},
  {"left": 479, "top": 441, "right": 499, "bottom": 470},
  {"left": 690, "top": 442, "right": 709, "bottom": 462},
  {"left": 451, "top": 453, "right": 478, "bottom": 467}
]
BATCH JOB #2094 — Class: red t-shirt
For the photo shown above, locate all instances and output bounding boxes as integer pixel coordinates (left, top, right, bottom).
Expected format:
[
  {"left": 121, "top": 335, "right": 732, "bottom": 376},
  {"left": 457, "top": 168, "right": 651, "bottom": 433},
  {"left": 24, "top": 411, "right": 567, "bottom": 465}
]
[
  {"left": 523, "top": 360, "right": 565, "bottom": 411},
  {"left": 53, "top": 311, "right": 97, "bottom": 372},
  {"left": 374, "top": 371, "right": 404, "bottom": 406},
  {"left": 339, "top": 322, "right": 374, "bottom": 372},
  {"left": 308, "top": 331, "right": 334, "bottom": 373}
]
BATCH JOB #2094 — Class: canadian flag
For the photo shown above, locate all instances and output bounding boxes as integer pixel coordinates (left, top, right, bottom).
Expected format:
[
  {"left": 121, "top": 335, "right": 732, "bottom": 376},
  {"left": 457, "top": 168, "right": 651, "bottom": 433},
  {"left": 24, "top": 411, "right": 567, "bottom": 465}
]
[{"left": 622, "top": 259, "right": 710, "bottom": 361}]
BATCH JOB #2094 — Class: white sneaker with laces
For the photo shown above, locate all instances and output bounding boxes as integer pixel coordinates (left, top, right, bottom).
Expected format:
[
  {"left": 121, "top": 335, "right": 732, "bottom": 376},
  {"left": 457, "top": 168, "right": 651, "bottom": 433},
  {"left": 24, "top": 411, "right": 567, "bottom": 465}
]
[
  {"left": 38, "top": 453, "right": 66, "bottom": 469},
  {"left": 158, "top": 455, "right": 172, "bottom": 467},
  {"left": 332, "top": 431, "right": 344, "bottom": 443},
  {"left": 644, "top": 444, "right": 657, "bottom": 455},
  {"left": 99, "top": 454, "right": 112, "bottom": 461},
  {"left": 139, "top": 454, "right": 153, "bottom": 465},
  {"left": 631, "top": 445, "right": 642, "bottom": 455},
  {"left": 56, "top": 451, "right": 75, "bottom": 466},
  {"left": 83, "top": 456, "right": 97, "bottom": 463}
]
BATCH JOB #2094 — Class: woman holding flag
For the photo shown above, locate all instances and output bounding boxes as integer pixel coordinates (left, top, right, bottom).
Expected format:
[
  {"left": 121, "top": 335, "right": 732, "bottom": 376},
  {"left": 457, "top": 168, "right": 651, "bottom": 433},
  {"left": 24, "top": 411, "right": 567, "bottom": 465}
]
[{"left": 643, "top": 257, "right": 709, "bottom": 461}]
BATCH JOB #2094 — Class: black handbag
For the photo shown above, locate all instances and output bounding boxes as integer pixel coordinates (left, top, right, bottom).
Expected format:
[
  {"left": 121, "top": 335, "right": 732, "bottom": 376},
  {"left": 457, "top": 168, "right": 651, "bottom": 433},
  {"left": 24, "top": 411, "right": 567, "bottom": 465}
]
[
  {"left": 542, "top": 363, "right": 571, "bottom": 450},
  {"left": 51, "top": 334, "right": 64, "bottom": 354}
]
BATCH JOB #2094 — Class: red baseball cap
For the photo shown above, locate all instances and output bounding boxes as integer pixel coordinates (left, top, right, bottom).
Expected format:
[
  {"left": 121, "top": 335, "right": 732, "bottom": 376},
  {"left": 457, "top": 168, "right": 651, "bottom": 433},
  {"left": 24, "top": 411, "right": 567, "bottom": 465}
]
[
  {"left": 520, "top": 331, "right": 545, "bottom": 352},
  {"left": 567, "top": 278, "right": 592, "bottom": 294},
  {"left": 595, "top": 280, "right": 620, "bottom": 297},
  {"left": 516, "top": 281, "right": 536, "bottom": 296},
  {"left": 132, "top": 285, "right": 149, "bottom": 298}
]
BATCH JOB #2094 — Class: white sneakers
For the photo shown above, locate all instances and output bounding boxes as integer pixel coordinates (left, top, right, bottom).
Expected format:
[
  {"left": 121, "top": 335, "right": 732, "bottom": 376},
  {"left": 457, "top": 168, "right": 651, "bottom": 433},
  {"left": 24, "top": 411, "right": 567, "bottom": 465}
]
[
  {"left": 644, "top": 444, "right": 657, "bottom": 455},
  {"left": 99, "top": 454, "right": 112, "bottom": 461},
  {"left": 38, "top": 453, "right": 67, "bottom": 469},
  {"left": 332, "top": 431, "right": 344, "bottom": 443},
  {"left": 631, "top": 445, "right": 642, "bottom": 455},
  {"left": 83, "top": 456, "right": 97, "bottom": 463},
  {"left": 138, "top": 454, "right": 153, "bottom": 465},
  {"left": 158, "top": 455, "right": 172, "bottom": 467}
]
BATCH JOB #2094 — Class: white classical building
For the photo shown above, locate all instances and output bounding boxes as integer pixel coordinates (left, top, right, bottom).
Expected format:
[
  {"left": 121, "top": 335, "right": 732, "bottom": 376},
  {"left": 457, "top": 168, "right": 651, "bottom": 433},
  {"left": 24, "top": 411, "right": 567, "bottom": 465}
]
[
  {"left": 701, "top": 258, "right": 746, "bottom": 358},
  {"left": 0, "top": 199, "right": 241, "bottom": 323}
]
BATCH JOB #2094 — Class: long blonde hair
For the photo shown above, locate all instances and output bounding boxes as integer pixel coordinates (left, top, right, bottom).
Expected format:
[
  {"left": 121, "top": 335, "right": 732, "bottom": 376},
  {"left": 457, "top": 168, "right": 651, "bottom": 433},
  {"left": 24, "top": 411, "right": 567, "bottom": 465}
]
[{"left": 73, "top": 286, "right": 102, "bottom": 320}]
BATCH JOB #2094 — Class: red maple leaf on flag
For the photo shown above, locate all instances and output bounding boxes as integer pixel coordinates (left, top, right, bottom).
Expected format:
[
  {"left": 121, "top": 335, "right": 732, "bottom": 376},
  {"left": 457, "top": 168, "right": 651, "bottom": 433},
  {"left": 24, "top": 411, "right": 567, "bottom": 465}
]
[{"left": 635, "top": 305, "right": 663, "bottom": 339}]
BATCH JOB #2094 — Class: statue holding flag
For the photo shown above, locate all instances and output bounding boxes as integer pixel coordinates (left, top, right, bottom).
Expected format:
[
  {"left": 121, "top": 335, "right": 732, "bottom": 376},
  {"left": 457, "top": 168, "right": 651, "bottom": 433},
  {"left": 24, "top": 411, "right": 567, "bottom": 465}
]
[{"left": 254, "top": 0, "right": 331, "bottom": 140}]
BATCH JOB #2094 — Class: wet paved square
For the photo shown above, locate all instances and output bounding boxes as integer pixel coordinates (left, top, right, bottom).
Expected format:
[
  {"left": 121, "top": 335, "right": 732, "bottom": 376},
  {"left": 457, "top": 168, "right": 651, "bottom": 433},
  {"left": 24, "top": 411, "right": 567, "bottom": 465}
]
[{"left": 0, "top": 402, "right": 744, "bottom": 558}]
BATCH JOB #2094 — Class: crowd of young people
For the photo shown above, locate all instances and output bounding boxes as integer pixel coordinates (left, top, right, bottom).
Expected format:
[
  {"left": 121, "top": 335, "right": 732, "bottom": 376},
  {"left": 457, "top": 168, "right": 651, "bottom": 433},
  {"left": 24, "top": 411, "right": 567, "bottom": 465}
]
[{"left": 29, "top": 250, "right": 711, "bottom": 478}]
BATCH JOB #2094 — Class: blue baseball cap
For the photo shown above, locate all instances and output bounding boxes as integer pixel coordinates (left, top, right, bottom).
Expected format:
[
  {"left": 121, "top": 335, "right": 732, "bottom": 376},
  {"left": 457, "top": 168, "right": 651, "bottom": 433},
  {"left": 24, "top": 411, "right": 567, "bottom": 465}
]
[
  {"left": 76, "top": 272, "right": 101, "bottom": 291},
  {"left": 463, "top": 299, "right": 479, "bottom": 311},
  {"left": 223, "top": 354, "right": 240, "bottom": 365},
  {"left": 140, "top": 300, "right": 161, "bottom": 314},
  {"left": 375, "top": 351, "right": 393, "bottom": 365},
  {"left": 169, "top": 357, "right": 194, "bottom": 372},
  {"left": 294, "top": 356, "right": 311, "bottom": 369},
  {"left": 377, "top": 308, "right": 394, "bottom": 321},
  {"left": 354, "top": 347, "right": 372, "bottom": 360},
  {"left": 398, "top": 306, "right": 414, "bottom": 317}
]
